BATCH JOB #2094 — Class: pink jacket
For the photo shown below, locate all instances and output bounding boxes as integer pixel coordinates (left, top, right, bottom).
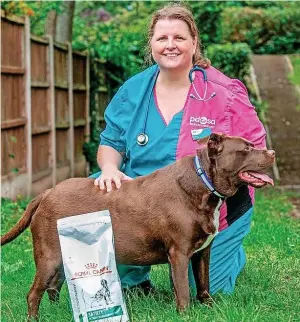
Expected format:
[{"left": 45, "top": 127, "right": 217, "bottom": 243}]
[{"left": 176, "top": 67, "right": 266, "bottom": 231}]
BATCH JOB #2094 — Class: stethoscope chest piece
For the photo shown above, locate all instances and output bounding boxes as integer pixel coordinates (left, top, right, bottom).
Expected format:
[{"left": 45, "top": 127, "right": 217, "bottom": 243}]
[{"left": 137, "top": 133, "right": 149, "bottom": 146}]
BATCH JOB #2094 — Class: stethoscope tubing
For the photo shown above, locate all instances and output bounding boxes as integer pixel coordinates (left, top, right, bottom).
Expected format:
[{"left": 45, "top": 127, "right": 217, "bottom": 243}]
[
  {"left": 136, "top": 70, "right": 159, "bottom": 146},
  {"left": 137, "top": 66, "right": 213, "bottom": 146}
]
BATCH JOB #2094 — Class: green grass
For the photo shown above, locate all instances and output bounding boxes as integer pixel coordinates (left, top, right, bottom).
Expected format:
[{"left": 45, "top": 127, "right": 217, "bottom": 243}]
[
  {"left": 289, "top": 55, "right": 300, "bottom": 87},
  {"left": 1, "top": 190, "right": 300, "bottom": 322},
  {"left": 288, "top": 54, "right": 300, "bottom": 111}
]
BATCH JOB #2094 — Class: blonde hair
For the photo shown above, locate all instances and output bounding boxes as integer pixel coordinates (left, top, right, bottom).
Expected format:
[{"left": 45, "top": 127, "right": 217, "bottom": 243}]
[{"left": 144, "top": 3, "right": 211, "bottom": 68}]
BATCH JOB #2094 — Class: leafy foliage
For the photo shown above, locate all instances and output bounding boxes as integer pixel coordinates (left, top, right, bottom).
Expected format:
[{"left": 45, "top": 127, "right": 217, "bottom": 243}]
[
  {"left": 188, "top": 1, "right": 242, "bottom": 47},
  {"left": 1, "top": 0, "right": 35, "bottom": 17},
  {"left": 220, "top": 5, "right": 300, "bottom": 54},
  {"left": 3, "top": 1, "right": 298, "bottom": 82},
  {"left": 1, "top": 1, "right": 63, "bottom": 35},
  {"left": 206, "top": 43, "right": 252, "bottom": 80},
  {"left": 72, "top": 1, "right": 159, "bottom": 83}
]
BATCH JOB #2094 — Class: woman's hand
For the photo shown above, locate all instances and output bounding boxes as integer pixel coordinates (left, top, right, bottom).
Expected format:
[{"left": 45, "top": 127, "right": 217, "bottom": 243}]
[{"left": 94, "top": 164, "right": 133, "bottom": 192}]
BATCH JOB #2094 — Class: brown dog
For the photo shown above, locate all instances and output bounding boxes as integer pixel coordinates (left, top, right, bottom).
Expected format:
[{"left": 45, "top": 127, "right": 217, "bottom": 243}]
[{"left": 1, "top": 133, "right": 275, "bottom": 319}]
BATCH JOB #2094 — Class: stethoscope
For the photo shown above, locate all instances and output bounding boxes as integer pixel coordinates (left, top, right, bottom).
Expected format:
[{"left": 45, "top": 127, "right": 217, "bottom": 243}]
[{"left": 137, "top": 66, "right": 216, "bottom": 146}]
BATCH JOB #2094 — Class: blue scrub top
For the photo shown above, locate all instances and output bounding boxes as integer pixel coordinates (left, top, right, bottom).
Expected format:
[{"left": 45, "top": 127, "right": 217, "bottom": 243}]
[{"left": 100, "top": 66, "right": 182, "bottom": 178}]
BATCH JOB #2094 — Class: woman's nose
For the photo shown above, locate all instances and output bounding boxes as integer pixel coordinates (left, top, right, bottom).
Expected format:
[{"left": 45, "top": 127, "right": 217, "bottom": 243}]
[{"left": 166, "top": 38, "right": 176, "bottom": 49}]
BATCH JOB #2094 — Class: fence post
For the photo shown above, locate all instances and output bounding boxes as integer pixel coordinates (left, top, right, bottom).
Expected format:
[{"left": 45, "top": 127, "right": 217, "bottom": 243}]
[
  {"left": 68, "top": 42, "right": 74, "bottom": 177},
  {"left": 85, "top": 54, "right": 90, "bottom": 175},
  {"left": 47, "top": 35, "right": 56, "bottom": 187},
  {"left": 24, "top": 16, "right": 32, "bottom": 196}
]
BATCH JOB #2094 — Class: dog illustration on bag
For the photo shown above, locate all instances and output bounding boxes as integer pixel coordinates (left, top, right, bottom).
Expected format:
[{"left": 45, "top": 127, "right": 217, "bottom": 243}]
[{"left": 82, "top": 279, "right": 113, "bottom": 308}]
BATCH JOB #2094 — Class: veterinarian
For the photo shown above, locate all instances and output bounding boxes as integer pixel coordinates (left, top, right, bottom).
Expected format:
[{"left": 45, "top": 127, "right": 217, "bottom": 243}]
[{"left": 92, "top": 3, "right": 266, "bottom": 295}]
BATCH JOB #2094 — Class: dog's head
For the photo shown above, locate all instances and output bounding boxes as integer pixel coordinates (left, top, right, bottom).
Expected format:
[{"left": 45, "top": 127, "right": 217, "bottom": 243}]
[{"left": 198, "top": 133, "right": 275, "bottom": 196}]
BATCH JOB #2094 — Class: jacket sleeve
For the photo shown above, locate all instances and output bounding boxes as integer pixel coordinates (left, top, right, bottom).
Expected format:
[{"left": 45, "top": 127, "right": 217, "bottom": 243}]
[
  {"left": 99, "top": 86, "right": 126, "bottom": 153},
  {"left": 228, "top": 79, "right": 266, "bottom": 149}
]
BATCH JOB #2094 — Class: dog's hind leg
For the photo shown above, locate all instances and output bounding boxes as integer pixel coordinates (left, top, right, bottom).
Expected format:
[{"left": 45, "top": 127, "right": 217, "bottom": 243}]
[
  {"left": 191, "top": 244, "right": 211, "bottom": 304},
  {"left": 47, "top": 265, "right": 65, "bottom": 302},
  {"left": 168, "top": 247, "right": 190, "bottom": 311},
  {"left": 27, "top": 258, "right": 62, "bottom": 319}
]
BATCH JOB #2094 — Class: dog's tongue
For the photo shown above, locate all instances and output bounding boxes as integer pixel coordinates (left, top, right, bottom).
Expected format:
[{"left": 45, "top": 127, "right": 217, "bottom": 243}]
[{"left": 247, "top": 171, "right": 274, "bottom": 186}]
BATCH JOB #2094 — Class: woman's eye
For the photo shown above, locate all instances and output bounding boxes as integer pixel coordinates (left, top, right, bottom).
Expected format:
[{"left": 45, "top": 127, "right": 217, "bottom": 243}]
[
  {"left": 244, "top": 146, "right": 252, "bottom": 152},
  {"left": 176, "top": 36, "right": 184, "bottom": 40}
]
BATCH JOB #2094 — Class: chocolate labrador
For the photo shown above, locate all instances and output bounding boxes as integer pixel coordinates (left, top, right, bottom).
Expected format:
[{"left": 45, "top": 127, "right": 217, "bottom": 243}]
[{"left": 1, "top": 133, "right": 275, "bottom": 319}]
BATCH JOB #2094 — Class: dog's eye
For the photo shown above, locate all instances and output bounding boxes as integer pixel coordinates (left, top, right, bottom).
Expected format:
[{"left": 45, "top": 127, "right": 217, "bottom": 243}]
[{"left": 244, "top": 146, "right": 252, "bottom": 152}]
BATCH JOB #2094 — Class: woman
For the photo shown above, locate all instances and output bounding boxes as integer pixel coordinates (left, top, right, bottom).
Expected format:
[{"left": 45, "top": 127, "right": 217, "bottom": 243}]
[{"left": 93, "top": 3, "right": 266, "bottom": 295}]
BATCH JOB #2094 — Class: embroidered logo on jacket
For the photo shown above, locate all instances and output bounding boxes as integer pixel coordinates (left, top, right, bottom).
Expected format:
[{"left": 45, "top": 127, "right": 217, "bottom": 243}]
[{"left": 190, "top": 116, "right": 216, "bottom": 127}]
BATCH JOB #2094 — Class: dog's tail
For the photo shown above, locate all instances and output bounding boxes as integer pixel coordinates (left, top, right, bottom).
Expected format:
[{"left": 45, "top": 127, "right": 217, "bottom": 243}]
[{"left": 1, "top": 191, "right": 47, "bottom": 246}]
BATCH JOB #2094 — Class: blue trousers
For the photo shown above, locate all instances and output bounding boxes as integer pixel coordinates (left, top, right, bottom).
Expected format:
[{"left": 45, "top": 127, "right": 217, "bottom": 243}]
[{"left": 89, "top": 172, "right": 252, "bottom": 294}]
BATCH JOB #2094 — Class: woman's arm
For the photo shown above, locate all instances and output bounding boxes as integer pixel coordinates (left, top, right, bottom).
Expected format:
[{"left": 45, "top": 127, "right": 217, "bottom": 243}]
[
  {"left": 97, "top": 145, "right": 123, "bottom": 171},
  {"left": 229, "top": 79, "right": 266, "bottom": 148},
  {"left": 94, "top": 85, "right": 132, "bottom": 192},
  {"left": 94, "top": 145, "right": 132, "bottom": 192}
]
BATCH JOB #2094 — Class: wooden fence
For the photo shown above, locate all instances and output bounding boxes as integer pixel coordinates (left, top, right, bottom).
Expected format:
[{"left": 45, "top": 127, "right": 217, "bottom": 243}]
[{"left": 1, "top": 12, "right": 90, "bottom": 199}]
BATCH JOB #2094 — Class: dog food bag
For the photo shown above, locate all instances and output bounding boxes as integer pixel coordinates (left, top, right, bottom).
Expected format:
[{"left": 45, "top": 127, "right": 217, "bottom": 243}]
[{"left": 57, "top": 210, "right": 129, "bottom": 322}]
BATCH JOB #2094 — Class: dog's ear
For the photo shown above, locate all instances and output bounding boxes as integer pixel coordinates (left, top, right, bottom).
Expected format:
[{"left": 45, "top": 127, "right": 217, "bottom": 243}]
[
  {"left": 196, "top": 136, "right": 210, "bottom": 146},
  {"left": 207, "top": 133, "right": 224, "bottom": 159}
]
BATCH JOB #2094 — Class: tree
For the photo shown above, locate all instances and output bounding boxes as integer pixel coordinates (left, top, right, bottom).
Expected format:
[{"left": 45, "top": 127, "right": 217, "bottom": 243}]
[{"left": 45, "top": 0, "right": 75, "bottom": 43}]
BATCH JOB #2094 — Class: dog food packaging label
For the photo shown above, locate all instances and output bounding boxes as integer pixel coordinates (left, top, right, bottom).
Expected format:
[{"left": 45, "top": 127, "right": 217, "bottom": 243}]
[{"left": 57, "top": 210, "right": 129, "bottom": 322}]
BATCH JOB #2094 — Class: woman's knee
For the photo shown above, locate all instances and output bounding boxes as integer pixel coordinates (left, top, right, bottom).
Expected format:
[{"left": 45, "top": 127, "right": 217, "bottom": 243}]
[{"left": 209, "top": 209, "right": 253, "bottom": 294}]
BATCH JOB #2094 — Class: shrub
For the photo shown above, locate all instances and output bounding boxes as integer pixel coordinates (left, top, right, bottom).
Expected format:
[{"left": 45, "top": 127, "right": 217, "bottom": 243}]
[
  {"left": 206, "top": 42, "right": 252, "bottom": 80},
  {"left": 220, "top": 6, "right": 300, "bottom": 54}
]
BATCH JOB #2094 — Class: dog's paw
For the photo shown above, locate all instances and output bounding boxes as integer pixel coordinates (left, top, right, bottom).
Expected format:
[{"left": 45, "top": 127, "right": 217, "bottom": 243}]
[{"left": 197, "top": 290, "right": 213, "bottom": 306}]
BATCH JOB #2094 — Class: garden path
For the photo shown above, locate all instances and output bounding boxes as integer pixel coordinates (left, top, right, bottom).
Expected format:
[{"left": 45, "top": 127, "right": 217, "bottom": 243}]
[{"left": 252, "top": 55, "right": 300, "bottom": 186}]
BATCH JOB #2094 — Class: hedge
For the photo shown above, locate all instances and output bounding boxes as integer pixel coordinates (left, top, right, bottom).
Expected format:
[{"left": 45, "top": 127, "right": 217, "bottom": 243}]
[
  {"left": 206, "top": 42, "right": 252, "bottom": 80},
  {"left": 220, "top": 6, "right": 300, "bottom": 54}
]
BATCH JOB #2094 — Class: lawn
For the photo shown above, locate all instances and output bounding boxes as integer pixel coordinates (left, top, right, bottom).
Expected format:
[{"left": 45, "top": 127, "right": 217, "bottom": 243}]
[
  {"left": 288, "top": 54, "right": 300, "bottom": 111},
  {"left": 289, "top": 54, "right": 300, "bottom": 87},
  {"left": 1, "top": 189, "right": 300, "bottom": 322}
]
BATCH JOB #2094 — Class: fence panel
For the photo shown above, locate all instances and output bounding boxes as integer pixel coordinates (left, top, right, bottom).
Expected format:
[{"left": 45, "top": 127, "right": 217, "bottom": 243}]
[
  {"left": 1, "top": 13, "right": 29, "bottom": 197},
  {"left": 73, "top": 52, "right": 89, "bottom": 176},
  {"left": 31, "top": 38, "right": 50, "bottom": 176},
  {"left": 30, "top": 36, "right": 54, "bottom": 195},
  {"left": 54, "top": 44, "right": 72, "bottom": 183},
  {"left": 1, "top": 11, "right": 90, "bottom": 199},
  {"left": 1, "top": 127, "right": 26, "bottom": 176},
  {"left": 93, "top": 59, "right": 109, "bottom": 130}
]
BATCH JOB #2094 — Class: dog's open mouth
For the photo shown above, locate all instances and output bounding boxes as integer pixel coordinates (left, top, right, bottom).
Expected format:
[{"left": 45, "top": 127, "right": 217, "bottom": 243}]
[{"left": 239, "top": 171, "right": 274, "bottom": 187}]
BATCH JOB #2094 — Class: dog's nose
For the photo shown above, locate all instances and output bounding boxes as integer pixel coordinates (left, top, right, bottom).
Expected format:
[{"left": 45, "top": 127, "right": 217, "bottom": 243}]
[{"left": 267, "top": 150, "right": 275, "bottom": 157}]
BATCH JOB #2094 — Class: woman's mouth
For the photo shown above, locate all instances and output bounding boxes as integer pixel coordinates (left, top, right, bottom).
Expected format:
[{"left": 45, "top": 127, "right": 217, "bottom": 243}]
[{"left": 164, "top": 53, "right": 180, "bottom": 57}]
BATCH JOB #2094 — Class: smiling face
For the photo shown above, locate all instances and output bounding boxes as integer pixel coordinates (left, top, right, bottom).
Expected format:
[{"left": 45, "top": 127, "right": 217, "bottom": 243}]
[{"left": 150, "top": 19, "right": 196, "bottom": 72}]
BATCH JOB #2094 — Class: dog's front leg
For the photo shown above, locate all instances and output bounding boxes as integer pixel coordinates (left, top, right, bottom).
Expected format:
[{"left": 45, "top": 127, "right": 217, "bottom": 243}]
[
  {"left": 191, "top": 243, "right": 211, "bottom": 304},
  {"left": 168, "top": 248, "right": 190, "bottom": 311}
]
